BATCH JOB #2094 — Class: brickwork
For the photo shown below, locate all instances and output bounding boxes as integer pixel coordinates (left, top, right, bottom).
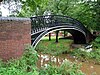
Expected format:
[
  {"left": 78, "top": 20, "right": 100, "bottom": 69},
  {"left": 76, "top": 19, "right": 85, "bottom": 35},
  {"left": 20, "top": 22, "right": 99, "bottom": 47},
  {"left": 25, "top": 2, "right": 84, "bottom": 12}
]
[{"left": 0, "top": 18, "right": 31, "bottom": 61}]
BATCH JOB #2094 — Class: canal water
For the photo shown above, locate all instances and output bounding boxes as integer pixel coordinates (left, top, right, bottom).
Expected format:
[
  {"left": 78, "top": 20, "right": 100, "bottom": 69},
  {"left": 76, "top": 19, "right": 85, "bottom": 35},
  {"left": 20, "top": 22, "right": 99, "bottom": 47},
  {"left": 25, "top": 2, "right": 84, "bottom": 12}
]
[{"left": 37, "top": 53, "right": 100, "bottom": 75}]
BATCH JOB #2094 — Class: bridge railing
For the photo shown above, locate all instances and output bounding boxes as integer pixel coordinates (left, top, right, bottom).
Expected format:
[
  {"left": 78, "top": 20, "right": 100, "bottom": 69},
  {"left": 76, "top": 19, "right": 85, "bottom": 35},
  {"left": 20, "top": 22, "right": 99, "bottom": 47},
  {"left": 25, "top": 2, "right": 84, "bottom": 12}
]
[{"left": 30, "top": 15, "right": 86, "bottom": 33}]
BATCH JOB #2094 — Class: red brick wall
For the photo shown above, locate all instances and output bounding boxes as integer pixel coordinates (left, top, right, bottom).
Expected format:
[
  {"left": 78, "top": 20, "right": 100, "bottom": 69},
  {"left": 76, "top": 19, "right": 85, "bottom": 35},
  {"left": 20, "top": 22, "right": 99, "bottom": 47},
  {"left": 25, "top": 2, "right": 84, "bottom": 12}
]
[{"left": 0, "top": 18, "right": 31, "bottom": 61}]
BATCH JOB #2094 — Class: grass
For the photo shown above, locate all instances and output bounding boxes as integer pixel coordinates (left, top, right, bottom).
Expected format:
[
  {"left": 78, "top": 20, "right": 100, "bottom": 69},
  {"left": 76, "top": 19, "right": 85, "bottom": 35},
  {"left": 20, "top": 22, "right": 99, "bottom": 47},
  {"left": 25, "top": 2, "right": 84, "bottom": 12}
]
[
  {"left": 41, "top": 36, "right": 62, "bottom": 40},
  {"left": 36, "top": 37, "right": 73, "bottom": 55}
]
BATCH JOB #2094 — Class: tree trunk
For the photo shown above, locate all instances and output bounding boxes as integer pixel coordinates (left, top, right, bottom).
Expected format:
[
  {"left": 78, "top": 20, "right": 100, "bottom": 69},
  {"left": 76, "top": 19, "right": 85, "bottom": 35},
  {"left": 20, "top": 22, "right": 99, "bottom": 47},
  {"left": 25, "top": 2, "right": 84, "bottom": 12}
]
[{"left": 64, "top": 30, "right": 66, "bottom": 38}]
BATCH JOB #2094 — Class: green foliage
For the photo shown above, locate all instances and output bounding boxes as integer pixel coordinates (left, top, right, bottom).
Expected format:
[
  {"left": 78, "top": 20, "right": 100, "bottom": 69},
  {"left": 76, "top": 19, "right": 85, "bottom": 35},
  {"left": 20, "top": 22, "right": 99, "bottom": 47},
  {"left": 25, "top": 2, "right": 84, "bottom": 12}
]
[
  {"left": 19, "top": 0, "right": 49, "bottom": 17},
  {"left": 69, "top": 3, "right": 96, "bottom": 30},
  {"left": 95, "top": 37, "right": 100, "bottom": 43},
  {"left": 19, "top": 0, "right": 37, "bottom": 17},
  {"left": 0, "top": 45, "right": 39, "bottom": 75},
  {"left": 92, "top": 36, "right": 100, "bottom": 48},
  {"left": 70, "top": 48, "right": 100, "bottom": 64},
  {"left": 39, "top": 60, "right": 85, "bottom": 75}
]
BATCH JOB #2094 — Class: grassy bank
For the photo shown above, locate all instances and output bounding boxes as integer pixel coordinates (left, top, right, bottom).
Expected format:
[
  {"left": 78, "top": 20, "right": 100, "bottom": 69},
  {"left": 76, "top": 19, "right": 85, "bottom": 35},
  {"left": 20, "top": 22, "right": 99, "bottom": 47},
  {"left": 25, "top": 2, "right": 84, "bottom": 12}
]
[{"left": 36, "top": 38, "right": 73, "bottom": 55}]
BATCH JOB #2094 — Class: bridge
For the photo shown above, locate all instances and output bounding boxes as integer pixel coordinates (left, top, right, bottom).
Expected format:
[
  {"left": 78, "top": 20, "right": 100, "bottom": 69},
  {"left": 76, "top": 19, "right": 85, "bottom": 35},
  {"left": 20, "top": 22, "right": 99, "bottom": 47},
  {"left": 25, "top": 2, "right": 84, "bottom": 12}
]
[{"left": 31, "top": 15, "right": 94, "bottom": 48}]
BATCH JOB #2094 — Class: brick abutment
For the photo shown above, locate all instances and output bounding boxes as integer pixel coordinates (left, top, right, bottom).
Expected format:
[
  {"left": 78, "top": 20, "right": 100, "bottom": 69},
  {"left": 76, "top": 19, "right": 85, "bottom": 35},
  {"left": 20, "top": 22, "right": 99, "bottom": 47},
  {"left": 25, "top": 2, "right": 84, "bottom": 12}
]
[{"left": 0, "top": 17, "right": 31, "bottom": 61}]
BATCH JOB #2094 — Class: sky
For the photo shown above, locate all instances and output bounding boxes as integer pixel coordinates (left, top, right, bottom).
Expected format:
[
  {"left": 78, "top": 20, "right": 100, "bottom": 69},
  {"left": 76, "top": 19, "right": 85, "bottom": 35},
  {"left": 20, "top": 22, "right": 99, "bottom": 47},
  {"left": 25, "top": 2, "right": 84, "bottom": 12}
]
[
  {"left": 0, "top": 1, "right": 21, "bottom": 17},
  {"left": 0, "top": 4, "right": 9, "bottom": 17}
]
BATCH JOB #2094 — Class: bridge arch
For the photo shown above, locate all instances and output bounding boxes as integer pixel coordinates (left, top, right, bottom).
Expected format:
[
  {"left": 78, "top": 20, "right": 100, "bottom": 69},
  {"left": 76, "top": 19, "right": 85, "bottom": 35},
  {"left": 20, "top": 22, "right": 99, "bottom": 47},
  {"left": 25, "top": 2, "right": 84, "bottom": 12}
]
[
  {"left": 32, "top": 26, "right": 86, "bottom": 49},
  {"left": 31, "top": 15, "right": 94, "bottom": 48}
]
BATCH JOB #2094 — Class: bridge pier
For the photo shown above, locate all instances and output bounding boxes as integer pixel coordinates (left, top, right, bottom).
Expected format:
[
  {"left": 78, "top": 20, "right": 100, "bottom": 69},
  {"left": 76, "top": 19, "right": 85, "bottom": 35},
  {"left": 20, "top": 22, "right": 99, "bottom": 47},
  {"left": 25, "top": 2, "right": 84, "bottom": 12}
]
[
  {"left": 56, "top": 31, "right": 59, "bottom": 43},
  {"left": 49, "top": 33, "right": 51, "bottom": 41}
]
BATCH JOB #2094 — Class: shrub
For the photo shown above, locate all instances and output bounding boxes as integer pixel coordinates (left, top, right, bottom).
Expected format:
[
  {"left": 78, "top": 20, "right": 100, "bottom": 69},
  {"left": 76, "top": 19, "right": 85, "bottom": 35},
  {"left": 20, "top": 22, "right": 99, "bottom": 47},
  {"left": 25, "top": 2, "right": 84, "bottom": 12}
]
[
  {"left": 92, "top": 36, "right": 100, "bottom": 48},
  {"left": 0, "top": 45, "right": 39, "bottom": 75}
]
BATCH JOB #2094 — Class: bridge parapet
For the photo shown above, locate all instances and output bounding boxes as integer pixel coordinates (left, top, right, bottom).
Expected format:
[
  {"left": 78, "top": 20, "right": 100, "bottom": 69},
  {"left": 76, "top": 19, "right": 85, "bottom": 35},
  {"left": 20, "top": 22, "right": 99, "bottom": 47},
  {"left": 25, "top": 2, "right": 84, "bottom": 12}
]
[
  {"left": 0, "top": 17, "right": 30, "bottom": 21},
  {"left": 31, "top": 15, "right": 86, "bottom": 33}
]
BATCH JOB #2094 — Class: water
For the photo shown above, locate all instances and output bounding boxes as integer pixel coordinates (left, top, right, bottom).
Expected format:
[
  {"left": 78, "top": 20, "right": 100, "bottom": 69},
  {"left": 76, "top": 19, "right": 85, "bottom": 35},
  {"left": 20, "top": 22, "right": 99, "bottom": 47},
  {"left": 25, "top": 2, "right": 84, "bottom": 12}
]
[{"left": 37, "top": 53, "right": 100, "bottom": 75}]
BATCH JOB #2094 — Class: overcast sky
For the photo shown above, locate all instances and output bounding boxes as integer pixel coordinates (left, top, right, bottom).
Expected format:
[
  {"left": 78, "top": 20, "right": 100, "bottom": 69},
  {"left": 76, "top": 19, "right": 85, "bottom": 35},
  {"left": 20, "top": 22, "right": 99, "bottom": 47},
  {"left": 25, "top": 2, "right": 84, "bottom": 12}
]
[
  {"left": 0, "top": 1, "right": 21, "bottom": 17},
  {"left": 0, "top": 4, "right": 9, "bottom": 16}
]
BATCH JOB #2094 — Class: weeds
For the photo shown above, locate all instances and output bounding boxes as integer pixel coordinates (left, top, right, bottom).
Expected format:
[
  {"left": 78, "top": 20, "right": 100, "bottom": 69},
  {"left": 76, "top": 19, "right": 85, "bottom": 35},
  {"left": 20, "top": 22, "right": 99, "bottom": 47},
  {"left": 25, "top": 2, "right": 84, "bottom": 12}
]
[
  {"left": 92, "top": 36, "right": 100, "bottom": 49},
  {"left": 0, "top": 45, "right": 39, "bottom": 75},
  {"left": 39, "top": 60, "right": 85, "bottom": 75}
]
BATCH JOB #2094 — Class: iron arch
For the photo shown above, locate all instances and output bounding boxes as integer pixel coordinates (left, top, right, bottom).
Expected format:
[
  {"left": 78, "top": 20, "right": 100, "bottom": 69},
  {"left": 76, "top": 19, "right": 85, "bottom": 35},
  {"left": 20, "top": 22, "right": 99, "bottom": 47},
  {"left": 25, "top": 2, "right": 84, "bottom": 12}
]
[{"left": 32, "top": 26, "right": 86, "bottom": 49}]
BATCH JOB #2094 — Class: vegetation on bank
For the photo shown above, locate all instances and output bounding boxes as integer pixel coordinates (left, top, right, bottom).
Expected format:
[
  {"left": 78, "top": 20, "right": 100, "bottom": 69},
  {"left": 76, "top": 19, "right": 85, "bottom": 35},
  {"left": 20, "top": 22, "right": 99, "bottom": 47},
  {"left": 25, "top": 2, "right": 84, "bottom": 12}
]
[
  {"left": 0, "top": 45, "right": 85, "bottom": 75},
  {"left": 36, "top": 36, "right": 100, "bottom": 64},
  {"left": 0, "top": 46, "right": 38, "bottom": 75}
]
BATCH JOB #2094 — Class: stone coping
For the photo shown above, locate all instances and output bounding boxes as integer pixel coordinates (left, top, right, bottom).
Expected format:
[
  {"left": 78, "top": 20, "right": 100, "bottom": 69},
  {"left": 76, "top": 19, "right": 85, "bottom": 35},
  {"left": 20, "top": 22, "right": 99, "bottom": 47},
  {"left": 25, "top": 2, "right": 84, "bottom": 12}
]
[{"left": 0, "top": 17, "right": 30, "bottom": 21}]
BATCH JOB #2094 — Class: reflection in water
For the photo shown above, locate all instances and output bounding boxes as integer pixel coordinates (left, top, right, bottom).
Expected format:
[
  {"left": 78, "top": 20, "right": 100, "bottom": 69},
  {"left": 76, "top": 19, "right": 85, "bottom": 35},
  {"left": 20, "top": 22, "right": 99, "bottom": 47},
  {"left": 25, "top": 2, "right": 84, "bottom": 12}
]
[{"left": 37, "top": 53, "right": 100, "bottom": 75}]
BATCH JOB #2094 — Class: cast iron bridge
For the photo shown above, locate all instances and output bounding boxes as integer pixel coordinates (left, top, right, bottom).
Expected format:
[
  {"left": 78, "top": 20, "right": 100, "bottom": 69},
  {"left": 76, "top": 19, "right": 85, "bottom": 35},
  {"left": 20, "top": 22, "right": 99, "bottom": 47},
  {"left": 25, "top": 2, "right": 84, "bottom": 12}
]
[{"left": 31, "top": 15, "right": 94, "bottom": 48}]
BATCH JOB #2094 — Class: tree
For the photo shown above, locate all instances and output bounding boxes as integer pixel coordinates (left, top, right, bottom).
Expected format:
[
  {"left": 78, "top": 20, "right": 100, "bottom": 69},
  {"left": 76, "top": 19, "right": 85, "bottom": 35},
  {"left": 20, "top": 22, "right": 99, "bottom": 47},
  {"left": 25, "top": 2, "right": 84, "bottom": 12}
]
[
  {"left": 94, "top": 0, "right": 100, "bottom": 30},
  {"left": 19, "top": 0, "right": 80, "bottom": 16},
  {"left": 82, "top": 0, "right": 100, "bottom": 31},
  {"left": 45, "top": 0, "right": 80, "bottom": 15},
  {"left": 18, "top": 0, "right": 48, "bottom": 17}
]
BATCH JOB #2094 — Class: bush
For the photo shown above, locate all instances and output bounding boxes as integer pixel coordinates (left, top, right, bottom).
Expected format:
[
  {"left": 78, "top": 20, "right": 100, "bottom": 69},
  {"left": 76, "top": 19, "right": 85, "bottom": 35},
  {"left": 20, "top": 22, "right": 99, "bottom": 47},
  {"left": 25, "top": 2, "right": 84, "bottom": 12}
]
[
  {"left": 0, "top": 45, "right": 39, "bottom": 75},
  {"left": 92, "top": 36, "right": 100, "bottom": 48},
  {"left": 70, "top": 48, "right": 100, "bottom": 64}
]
